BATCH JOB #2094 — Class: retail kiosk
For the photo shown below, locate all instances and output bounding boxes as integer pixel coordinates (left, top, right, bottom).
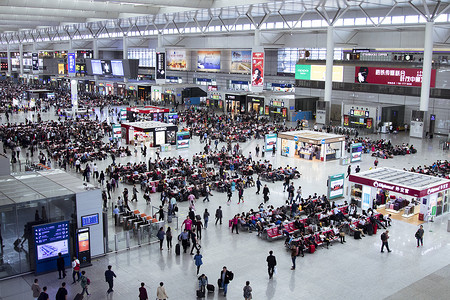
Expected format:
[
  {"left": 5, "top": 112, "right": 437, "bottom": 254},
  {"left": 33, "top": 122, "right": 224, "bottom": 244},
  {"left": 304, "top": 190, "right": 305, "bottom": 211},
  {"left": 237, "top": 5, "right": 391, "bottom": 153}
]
[
  {"left": 349, "top": 167, "right": 450, "bottom": 221},
  {"left": 125, "top": 106, "right": 170, "bottom": 122},
  {"left": 121, "top": 121, "right": 178, "bottom": 147},
  {"left": 277, "top": 130, "right": 346, "bottom": 161}
]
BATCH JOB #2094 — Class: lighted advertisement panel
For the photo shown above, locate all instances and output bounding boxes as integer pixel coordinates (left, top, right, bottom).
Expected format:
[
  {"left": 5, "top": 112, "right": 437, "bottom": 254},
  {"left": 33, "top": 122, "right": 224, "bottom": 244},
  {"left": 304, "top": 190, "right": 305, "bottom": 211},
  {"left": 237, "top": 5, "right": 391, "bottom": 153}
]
[
  {"left": 251, "top": 52, "right": 264, "bottom": 87},
  {"left": 68, "top": 53, "right": 76, "bottom": 74},
  {"left": 350, "top": 143, "right": 363, "bottom": 163},
  {"left": 101, "top": 60, "right": 112, "bottom": 75},
  {"left": 32, "top": 53, "right": 39, "bottom": 71},
  {"left": 355, "top": 66, "right": 436, "bottom": 87},
  {"left": 33, "top": 221, "right": 70, "bottom": 274},
  {"left": 156, "top": 52, "right": 166, "bottom": 80},
  {"left": 167, "top": 50, "right": 187, "bottom": 70},
  {"left": 76, "top": 227, "right": 91, "bottom": 266},
  {"left": 231, "top": 51, "right": 251, "bottom": 73},
  {"left": 176, "top": 131, "right": 190, "bottom": 149},
  {"left": 197, "top": 51, "right": 220, "bottom": 70},
  {"left": 91, "top": 60, "right": 102, "bottom": 75},
  {"left": 265, "top": 133, "right": 277, "bottom": 152},
  {"left": 295, "top": 65, "right": 343, "bottom": 82},
  {"left": 328, "top": 173, "right": 345, "bottom": 199}
]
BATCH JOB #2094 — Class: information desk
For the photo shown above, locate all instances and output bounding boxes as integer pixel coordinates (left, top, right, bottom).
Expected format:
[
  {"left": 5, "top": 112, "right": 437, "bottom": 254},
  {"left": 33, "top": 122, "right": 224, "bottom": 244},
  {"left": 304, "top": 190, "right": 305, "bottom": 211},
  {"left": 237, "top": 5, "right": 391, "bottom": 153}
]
[{"left": 277, "top": 130, "right": 345, "bottom": 162}]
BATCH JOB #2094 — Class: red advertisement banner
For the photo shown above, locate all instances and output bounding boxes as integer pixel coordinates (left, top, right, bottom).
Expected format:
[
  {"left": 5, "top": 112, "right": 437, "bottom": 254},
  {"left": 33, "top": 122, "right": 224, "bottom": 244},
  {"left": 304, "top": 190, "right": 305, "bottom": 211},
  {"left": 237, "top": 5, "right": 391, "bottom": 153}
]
[
  {"left": 251, "top": 52, "right": 264, "bottom": 87},
  {"left": 355, "top": 66, "right": 436, "bottom": 87},
  {"left": 343, "top": 115, "right": 349, "bottom": 126}
]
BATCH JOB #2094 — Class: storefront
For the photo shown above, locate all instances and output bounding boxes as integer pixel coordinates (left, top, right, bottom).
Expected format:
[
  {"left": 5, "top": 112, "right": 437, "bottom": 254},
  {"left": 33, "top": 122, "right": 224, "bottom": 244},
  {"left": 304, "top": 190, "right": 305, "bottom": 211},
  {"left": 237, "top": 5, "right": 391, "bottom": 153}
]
[
  {"left": 225, "top": 93, "right": 247, "bottom": 114},
  {"left": 246, "top": 95, "right": 265, "bottom": 114},
  {"left": 343, "top": 105, "right": 376, "bottom": 132},
  {"left": 121, "top": 121, "right": 178, "bottom": 147},
  {"left": 349, "top": 168, "right": 450, "bottom": 223},
  {"left": 207, "top": 91, "right": 224, "bottom": 111},
  {"left": 277, "top": 130, "right": 346, "bottom": 161}
]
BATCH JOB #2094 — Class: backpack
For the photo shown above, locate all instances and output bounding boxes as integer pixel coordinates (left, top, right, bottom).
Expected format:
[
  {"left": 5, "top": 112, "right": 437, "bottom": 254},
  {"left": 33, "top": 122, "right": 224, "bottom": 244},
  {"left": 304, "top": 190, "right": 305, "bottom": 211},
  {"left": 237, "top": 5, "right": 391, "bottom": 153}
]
[
  {"left": 380, "top": 233, "right": 385, "bottom": 241},
  {"left": 228, "top": 271, "right": 234, "bottom": 281},
  {"left": 86, "top": 278, "right": 91, "bottom": 285}
]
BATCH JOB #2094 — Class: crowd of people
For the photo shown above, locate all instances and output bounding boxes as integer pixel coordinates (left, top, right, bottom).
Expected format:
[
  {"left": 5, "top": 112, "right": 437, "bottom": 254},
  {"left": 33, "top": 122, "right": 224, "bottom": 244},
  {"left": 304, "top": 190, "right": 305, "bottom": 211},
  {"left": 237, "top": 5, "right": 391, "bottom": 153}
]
[{"left": 407, "top": 160, "right": 450, "bottom": 178}]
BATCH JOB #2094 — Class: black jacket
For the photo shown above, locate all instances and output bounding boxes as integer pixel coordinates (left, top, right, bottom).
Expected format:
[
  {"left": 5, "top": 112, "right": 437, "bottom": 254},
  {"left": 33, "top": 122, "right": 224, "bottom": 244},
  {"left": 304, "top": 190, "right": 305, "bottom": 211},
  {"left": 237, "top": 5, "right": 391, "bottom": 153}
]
[{"left": 266, "top": 254, "right": 277, "bottom": 267}]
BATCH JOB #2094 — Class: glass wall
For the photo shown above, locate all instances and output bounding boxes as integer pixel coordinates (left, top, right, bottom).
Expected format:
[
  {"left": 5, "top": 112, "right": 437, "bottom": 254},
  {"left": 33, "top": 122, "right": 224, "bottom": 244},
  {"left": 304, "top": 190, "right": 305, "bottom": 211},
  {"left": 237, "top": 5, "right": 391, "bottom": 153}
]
[{"left": 0, "top": 195, "right": 76, "bottom": 279}]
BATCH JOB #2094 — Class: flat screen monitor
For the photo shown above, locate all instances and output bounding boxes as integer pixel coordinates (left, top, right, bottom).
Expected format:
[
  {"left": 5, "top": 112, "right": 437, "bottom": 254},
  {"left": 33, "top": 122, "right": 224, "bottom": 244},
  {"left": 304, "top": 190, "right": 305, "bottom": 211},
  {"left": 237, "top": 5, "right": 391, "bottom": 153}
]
[
  {"left": 101, "top": 60, "right": 112, "bottom": 75},
  {"left": 111, "top": 60, "right": 124, "bottom": 76},
  {"left": 91, "top": 60, "right": 102, "bottom": 75}
]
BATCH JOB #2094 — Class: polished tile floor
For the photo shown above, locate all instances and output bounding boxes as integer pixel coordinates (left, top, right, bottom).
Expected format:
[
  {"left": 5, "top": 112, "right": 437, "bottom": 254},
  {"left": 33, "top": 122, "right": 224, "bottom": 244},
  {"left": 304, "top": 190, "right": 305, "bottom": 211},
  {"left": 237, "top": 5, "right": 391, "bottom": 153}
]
[{"left": 1, "top": 107, "right": 450, "bottom": 300}]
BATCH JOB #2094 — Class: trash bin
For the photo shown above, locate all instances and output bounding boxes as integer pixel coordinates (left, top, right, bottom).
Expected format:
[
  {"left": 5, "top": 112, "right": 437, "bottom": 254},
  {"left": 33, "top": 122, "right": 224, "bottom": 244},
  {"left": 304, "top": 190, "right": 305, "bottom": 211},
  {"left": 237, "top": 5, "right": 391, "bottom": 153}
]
[{"left": 447, "top": 220, "right": 450, "bottom": 232}]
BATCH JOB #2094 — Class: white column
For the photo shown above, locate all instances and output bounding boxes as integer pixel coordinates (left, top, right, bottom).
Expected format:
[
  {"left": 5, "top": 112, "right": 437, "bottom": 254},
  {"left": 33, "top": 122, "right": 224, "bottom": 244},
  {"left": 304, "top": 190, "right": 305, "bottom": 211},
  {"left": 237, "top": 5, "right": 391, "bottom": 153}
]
[
  {"left": 19, "top": 43, "right": 24, "bottom": 76},
  {"left": 71, "top": 79, "right": 78, "bottom": 116},
  {"left": 157, "top": 33, "right": 163, "bottom": 48},
  {"left": 123, "top": 34, "right": 128, "bottom": 83},
  {"left": 6, "top": 44, "right": 11, "bottom": 76},
  {"left": 419, "top": 21, "right": 434, "bottom": 112},
  {"left": 93, "top": 38, "right": 99, "bottom": 82},
  {"left": 324, "top": 25, "right": 334, "bottom": 103},
  {"left": 254, "top": 28, "right": 261, "bottom": 47}
]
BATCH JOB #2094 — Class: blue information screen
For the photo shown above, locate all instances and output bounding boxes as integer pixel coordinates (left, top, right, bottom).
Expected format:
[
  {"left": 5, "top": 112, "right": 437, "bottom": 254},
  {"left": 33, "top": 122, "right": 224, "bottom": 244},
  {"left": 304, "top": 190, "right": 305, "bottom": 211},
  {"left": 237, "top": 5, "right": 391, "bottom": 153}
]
[
  {"left": 68, "top": 53, "right": 76, "bottom": 74},
  {"left": 33, "top": 221, "right": 70, "bottom": 274},
  {"left": 81, "top": 214, "right": 99, "bottom": 227}
]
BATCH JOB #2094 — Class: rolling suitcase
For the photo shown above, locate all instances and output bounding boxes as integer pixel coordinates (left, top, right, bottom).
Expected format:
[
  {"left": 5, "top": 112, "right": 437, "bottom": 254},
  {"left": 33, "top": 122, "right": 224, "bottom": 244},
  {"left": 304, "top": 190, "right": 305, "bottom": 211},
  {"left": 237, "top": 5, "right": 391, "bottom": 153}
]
[
  {"left": 207, "top": 284, "right": 215, "bottom": 292},
  {"left": 373, "top": 224, "right": 378, "bottom": 234},
  {"left": 196, "top": 289, "right": 205, "bottom": 298},
  {"left": 309, "top": 245, "right": 315, "bottom": 254},
  {"left": 175, "top": 243, "right": 181, "bottom": 255},
  {"left": 217, "top": 278, "right": 223, "bottom": 289}
]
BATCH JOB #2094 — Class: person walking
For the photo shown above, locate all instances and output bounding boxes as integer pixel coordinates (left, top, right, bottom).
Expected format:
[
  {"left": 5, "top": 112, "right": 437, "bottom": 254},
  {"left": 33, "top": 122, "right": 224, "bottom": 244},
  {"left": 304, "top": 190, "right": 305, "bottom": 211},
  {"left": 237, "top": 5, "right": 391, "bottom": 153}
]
[
  {"left": 295, "top": 186, "right": 302, "bottom": 202},
  {"left": 291, "top": 245, "right": 298, "bottom": 270},
  {"left": 346, "top": 165, "right": 351, "bottom": 178},
  {"left": 55, "top": 282, "right": 68, "bottom": 300},
  {"left": 415, "top": 225, "right": 424, "bottom": 247},
  {"left": 139, "top": 282, "right": 148, "bottom": 300},
  {"left": 189, "top": 230, "right": 200, "bottom": 255},
  {"left": 243, "top": 281, "right": 252, "bottom": 300},
  {"left": 80, "top": 270, "right": 90, "bottom": 296},
  {"left": 237, "top": 184, "right": 244, "bottom": 204},
  {"left": 203, "top": 209, "right": 210, "bottom": 229},
  {"left": 157, "top": 227, "right": 165, "bottom": 250},
  {"left": 105, "top": 265, "right": 116, "bottom": 294},
  {"left": 381, "top": 230, "right": 392, "bottom": 253},
  {"left": 227, "top": 187, "right": 232, "bottom": 204},
  {"left": 166, "top": 227, "right": 173, "bottom": 250},
  {"left": 231, "top": 215, "right": 239, "bottom": 234},
  {"left": 71, "top": 256, "right": 80, "bottom": 284},
  {"left": 215, "top": 206, "right": 223, "bottom": 225},
  {"left": 266, "top": 250, "right": 277, "bottom": 279},
  {"left": 263, "top": 184, "right": 270, "bottom": 203},
  {"left": 219, "top": 266, "right": 233, "bottom": 297},
  {"left": 37, "top": 286, "right": 49, "bottom": 300},
  {"left": 156, "top": 282, "right": 168, "bottom": 300},
  {"left": 203, "top": 184, "right": 210, "bottom": 202},
  {"left": 256, "top": 177, "right": 261, "bottom": 194},
  {"left": 57, "top": 252, "right": 66, "bottom": 279},
  {"left": 193, "top": 250, "right": 203, "bottom": 275},
  {"left": 31, "top": 279, "right": 41, "bottom": 300}
]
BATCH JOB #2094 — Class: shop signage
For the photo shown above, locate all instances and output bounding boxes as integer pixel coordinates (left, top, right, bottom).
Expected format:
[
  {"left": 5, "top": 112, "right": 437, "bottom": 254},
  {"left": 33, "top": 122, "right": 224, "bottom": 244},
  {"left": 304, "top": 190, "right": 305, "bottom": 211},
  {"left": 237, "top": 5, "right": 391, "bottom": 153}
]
[
  {"left": 32, "top": 53, "right": 39, "bottom": 71},
  {"left": 426, "top": 183, "right": 449, "bottom": 196},
  {"left": 343, "top": 115, "right": 349, "bottom": 126},
  {"left": 251, "top": 52, "right": 264, "bottom": 87},
  {"left": 350, "top": 143, "right": 363, "bottom": 163},
  {"left": 294, "top": 136, "right": 298, "bottom": 141},
  {"left": 68, "top": 53, "right": 76, "bottom": 74},
  {"left": 349, "top": 175, "right": 421, "bottom": 197},
  {"left": 156, "top": 52, "right": 166, "bottom": 80},
  {"left": 355, "top": 66, "right": 436, "bottom": 87},
  {"left": 154, "top": 127, "right": 167, "bottom": 131},
  {"left": 295, "top": 64, "right": 343, "bottom": 82}
]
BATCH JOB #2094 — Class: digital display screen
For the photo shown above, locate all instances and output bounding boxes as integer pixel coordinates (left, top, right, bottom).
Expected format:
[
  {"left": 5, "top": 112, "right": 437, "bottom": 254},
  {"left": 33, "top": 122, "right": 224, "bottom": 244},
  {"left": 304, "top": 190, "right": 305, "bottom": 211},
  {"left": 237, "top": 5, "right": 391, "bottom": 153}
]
[
  {"left": 78, "top": 231, "right": 90, "bottom": 252},
  {"left": 68, "top": 53, "right": 76, "bottom": 74},
  {"left": 111, "top": 60, "right": 124, "bottom": 76},
  {"left": 101, "top": 60, "right": 112, "bottom": 75},
  {"left": 33, "top": 221, "right": 70, "bottom": 261},
  {"left": 156, "top": 52, "right": 166, "bottom": 79},
  {"left": 91, "top": 60, "right": 102, "bottom": 75},
  {"left": 81, "top": 213, "right": 99, "bottom": 227},
  {"left": 32, "top": 53, "right": 39, "bottom": 70}
]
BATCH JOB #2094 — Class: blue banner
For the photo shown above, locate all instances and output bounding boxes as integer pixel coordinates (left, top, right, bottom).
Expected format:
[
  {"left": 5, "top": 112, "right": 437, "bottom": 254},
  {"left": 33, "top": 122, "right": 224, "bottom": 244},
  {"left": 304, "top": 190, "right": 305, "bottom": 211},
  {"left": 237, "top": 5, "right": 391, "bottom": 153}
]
[{"left": 68, "top": 53, "right": 76, "bottom": 74}]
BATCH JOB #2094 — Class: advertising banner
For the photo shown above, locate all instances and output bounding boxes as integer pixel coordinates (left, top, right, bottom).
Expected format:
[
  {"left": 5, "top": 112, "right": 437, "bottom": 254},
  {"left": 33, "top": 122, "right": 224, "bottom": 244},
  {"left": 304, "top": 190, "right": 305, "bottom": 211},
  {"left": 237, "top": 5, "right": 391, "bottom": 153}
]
[
  {"left": 328, "top": 173, "right": 345, "bottom": 199},
  {"left": 156, "top": 51, "right": 166, "bottom": 83},
  {"left": 355, "top": 66, "right": 436, "bottom": 87},
  {"left": 167, "top": 49, "right": 187, "bottom": 70},
  {"left": 343, "top": 115, "right": 349, "bottom": 126},
  {"left": 32, "top": 53, "right": 39, "bottom": 71},
  {"left": 251, "top": 51, "right": 264, "bottom": 89},
  {"left": 265, "top": 133, "right": 277, "bottom": 152},
  {"left": 350, "top": 143, "right": 363, "bottom": 163},
  {"left": 112, "top": 124, "right": 121, "bottom": 139},
  {"left": 68, "top": 53, "right": 76, "bottom": 74},
  {"left": 231, "top": 50, "right": 251, "bottom": 73},
  {"left": 176, "top": 131, "right": 190, "bottom": 149},
  {"left": 295, "top": 64, "right": 343, "bottom": 82},
  {"left": 197, "top": 51, "right": 220, "bottom": 70}
]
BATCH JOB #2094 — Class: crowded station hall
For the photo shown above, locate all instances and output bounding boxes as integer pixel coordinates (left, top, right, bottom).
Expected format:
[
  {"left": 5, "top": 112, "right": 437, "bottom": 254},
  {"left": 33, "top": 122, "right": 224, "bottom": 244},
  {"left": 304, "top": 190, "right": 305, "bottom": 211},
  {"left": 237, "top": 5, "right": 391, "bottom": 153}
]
[{"left": 0, "top": 0, "right": 449, "bottom": 299}]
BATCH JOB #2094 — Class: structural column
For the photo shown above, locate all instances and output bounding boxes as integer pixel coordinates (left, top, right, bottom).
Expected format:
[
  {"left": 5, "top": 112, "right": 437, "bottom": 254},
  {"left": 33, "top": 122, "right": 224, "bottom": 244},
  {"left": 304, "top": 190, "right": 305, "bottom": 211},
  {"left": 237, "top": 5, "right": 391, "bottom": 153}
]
[
  {"left": 324, "top": 25, "right": 334, "bottom": 103},
  {"left": 254, "top": 28, "right": 261, "bottom": 47},
  {"left": 6, "top": 44, "right": 11, "bottom": 76},
  {"left": 92, "top": 38, "right": 99, "bottom": 82},
  {"left": 123, "top": 34, "right": 128, "bottom": 83},
  {"left": 419, "top": 21, "right": 434, "bottom": 112},
  {"left": 19, "top": 43, "right": 23, "bottom": 77}
]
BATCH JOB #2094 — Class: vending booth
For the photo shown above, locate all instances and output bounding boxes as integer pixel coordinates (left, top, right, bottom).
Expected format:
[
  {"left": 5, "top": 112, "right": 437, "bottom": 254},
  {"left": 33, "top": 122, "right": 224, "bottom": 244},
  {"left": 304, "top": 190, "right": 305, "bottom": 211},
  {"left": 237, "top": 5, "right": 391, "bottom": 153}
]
[
  {"left": 121, "top": 121, "right": 178, "bottom": 147},
  {"left": 349, "top": 167, "right": 450, "bottom": 223},
  {"left": 277, "top": 130, "right": 346, "bottom": 161},
  {"left": 125, "top": 106, "right": 170, "bottom": 122}
]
